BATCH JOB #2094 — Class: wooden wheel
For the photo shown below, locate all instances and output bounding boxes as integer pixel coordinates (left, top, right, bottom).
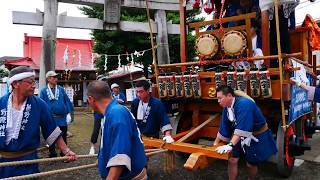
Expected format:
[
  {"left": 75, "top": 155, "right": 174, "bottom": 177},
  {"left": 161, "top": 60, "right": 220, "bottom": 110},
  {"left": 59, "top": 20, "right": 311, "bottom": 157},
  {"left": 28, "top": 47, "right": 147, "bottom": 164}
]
[{"left": 276, "top": 123, "right": 295, "bottom": 178}]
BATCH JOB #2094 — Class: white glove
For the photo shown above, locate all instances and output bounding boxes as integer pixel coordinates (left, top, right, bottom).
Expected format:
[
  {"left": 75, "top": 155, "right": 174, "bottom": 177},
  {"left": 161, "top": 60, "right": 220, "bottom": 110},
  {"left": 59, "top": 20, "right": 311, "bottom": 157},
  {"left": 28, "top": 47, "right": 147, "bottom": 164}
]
[
  {"left": 89, "top": 145, "right": 95, "bottom": 155},
  {"left": 215, "top": 144, "right": 233, "bottom": 154},
  {"left": 163, "top": 135, "right": 175, "bottom": 143},
  {"left": 241, "top": 135, "right": 259, "bottom": 147},
  {"left": 66, "top": 113, "right": 72, "bottom": 125}
]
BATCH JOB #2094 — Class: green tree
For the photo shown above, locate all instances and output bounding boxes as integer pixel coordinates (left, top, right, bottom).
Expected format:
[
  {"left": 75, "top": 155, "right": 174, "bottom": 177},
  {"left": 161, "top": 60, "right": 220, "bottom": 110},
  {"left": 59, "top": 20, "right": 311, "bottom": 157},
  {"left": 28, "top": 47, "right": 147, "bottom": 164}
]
[{"left": 80, "top": 6, "right": 203, "bottom": 74}]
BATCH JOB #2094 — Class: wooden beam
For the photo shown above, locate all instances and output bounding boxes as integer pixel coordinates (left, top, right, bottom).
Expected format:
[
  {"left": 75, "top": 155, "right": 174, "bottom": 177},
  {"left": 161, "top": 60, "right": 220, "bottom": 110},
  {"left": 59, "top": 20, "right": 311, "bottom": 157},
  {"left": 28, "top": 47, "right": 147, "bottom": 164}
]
[
  {"left": 177, "top": 114, "right": 219, "bottom": 143},
  {"left": 58, "top": 0, "right": 191, "bottom": 11},
  {"left": 143, "top": 137, "right": 231, "bottom": 160},
  {"left": 184, "top": 153, "right": 214, "bottom": 170},
  {"left": 179, "top": 0, "right": 187, "bottom": 71},
  {"left": 189, "top": 12, "right": 256, "bottom": 28},
  {"left": 12, "top": 11, "right": 181, "bottom": 34}
]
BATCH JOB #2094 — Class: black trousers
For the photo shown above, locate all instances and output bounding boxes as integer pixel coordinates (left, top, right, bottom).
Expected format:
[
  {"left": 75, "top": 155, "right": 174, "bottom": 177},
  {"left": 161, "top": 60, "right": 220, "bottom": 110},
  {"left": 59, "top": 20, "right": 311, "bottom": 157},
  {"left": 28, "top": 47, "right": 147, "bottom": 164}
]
[
  {"left": 49, "top": 126, "right": 68, "bottom": 157},
  {"left": 90, "top": 119, "right": 101, "bottom": 144}
]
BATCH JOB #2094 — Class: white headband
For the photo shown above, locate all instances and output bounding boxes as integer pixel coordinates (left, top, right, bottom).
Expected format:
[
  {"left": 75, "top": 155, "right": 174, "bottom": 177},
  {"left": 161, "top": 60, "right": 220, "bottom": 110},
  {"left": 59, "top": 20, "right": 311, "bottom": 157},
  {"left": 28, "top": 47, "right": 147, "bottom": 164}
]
[{"left": 8, "top": 72, "right": 36, "bottom": 85}]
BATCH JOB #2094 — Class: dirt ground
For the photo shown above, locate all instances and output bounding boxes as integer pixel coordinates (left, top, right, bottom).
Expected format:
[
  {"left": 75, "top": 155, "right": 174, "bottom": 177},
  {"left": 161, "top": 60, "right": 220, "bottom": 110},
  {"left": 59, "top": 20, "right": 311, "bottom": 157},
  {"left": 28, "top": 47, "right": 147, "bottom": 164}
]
[{"left": 38, "top": 111, "right": 320, "bottom": 180}]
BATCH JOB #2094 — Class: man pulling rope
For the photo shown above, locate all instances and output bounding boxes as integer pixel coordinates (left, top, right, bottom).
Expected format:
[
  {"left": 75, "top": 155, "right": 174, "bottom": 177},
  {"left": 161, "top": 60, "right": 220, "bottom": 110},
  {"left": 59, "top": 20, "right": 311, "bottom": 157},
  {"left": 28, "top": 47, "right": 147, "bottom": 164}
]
[{"left": 0, "top": 66, "right": 77, "bottom": 178}]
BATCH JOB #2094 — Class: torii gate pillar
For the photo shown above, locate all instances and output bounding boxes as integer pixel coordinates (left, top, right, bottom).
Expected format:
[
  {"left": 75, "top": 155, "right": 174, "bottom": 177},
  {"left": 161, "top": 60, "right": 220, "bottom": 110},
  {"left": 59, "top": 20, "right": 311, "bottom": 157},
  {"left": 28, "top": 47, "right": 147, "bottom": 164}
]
[{"left": 39, "top": 0, "right": 58, "bottom": 90}]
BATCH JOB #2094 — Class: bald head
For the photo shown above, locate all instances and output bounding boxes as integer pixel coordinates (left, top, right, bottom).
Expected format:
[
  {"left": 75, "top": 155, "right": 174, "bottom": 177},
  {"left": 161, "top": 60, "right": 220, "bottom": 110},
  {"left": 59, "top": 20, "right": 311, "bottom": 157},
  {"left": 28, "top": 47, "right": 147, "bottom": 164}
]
[{"left": 87, "top": 80, "right": 112, "bottom": 99}]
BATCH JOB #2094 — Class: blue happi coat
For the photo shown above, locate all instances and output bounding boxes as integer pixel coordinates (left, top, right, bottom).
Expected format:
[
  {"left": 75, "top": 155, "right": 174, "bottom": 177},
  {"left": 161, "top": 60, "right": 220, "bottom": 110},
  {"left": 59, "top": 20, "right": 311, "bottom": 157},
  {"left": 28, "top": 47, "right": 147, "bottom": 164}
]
[
  {"left": 112, "top": 92, "right": 126, "bottom": 103},
  {"left": 131, "top": 97, "right": 172, "bottom": 138},
  {"left": 0, "top": 94, "right": 61, "bottom": 178},
  {"left": 98, "top": 99, "right": 147, "bottom": 179},
  {"left": 217, "top": 97, "right": 277, "bottom": 164},
  {"left": 40, "top": 85, "right": 73, "bottom": 126}
]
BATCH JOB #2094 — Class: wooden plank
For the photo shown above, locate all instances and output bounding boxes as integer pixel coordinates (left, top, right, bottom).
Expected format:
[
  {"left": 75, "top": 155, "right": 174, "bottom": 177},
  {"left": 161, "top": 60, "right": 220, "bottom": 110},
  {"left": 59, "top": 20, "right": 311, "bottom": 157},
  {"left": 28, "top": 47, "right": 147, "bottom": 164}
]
[
  {"left": 261, "top": 10, "right": 270, "bottom": 67},
  {"left": 58, "top": 0, "right": 191, "bottom": 11},
  {"left": 198, "top": 25, "right": 246, "bottom": 36},
  {"left": 246, "top": 18, "right": 253, "bottom": 57},
  {"left": 184, "top": 153, "right": 213, "bottom": 170},
  {"left": 12, "top": 11, "right": 181, "bottom": 34},
  {"left": 142, "top": 137, "right": 231, "bottom": 160},
  {"left": 179, "top": 0, "right": 187, "bottom": 71},
  {"left": 178, "top": 114, "right": 219, "bottom": 143},
  {"left": 189, "top": 12, "right": 256, "bottom": 28},
  {"left": 172, "top": 130, "right": 192, "bottom": 140}
]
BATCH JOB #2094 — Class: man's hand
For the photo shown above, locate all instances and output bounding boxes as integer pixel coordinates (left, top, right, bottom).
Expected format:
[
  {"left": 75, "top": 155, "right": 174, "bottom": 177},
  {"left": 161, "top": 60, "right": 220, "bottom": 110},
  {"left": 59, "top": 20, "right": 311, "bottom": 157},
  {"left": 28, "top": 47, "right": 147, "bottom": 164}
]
[
  {"left": 63, "top": 148, "right": 77, "bottom": 161},
  {"left": 215, "top": 144, "right": 233, "bottom": 154},
  {"left": 117, "top": 99, "right": 124, "bottom": 104},
  {"left": 163, "top": 135, "right": 175, "bottom": 143}
]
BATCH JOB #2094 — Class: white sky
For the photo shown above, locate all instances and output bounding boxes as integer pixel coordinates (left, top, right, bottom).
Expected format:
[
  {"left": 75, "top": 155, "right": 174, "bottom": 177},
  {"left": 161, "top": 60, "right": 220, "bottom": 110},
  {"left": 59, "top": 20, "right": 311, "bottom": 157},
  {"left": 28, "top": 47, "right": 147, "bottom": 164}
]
[{"left": 0, "top": 0, "right": 319, "bottom": 57}]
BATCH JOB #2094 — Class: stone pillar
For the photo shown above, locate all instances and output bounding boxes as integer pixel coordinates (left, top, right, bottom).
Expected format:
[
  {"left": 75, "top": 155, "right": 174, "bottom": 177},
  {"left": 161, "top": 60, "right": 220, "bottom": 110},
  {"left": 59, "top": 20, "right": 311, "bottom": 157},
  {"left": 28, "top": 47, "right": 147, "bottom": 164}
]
[
  {"left": 155, "top": 10, "right": 170, "bottom": 64},
  {"left": 39, "top": 0, "right": 58, "bottom": 90}
]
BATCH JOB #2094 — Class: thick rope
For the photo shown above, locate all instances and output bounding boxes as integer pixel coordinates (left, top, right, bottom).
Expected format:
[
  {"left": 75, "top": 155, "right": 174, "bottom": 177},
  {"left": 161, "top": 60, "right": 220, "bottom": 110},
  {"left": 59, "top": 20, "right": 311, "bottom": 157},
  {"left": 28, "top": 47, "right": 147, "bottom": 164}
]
[
  {"left": 0, "top": 154, "right": 97, "bottom": 167},
  {"left": 2, "top": 162, "right": 98, "bottom": 180},
  {"left": 0, "top": 149, "right": 167, "bottom": 168},
  {"left": 1, "top": 151, "right": 165, "bottom": 180}
]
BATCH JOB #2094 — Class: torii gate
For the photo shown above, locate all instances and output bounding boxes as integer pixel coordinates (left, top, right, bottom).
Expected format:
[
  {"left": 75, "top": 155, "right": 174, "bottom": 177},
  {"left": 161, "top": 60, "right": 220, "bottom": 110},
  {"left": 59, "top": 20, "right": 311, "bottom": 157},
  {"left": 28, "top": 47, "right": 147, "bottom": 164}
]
[{"left": 12, "top": 0, "right": 190, "bottom": 89}]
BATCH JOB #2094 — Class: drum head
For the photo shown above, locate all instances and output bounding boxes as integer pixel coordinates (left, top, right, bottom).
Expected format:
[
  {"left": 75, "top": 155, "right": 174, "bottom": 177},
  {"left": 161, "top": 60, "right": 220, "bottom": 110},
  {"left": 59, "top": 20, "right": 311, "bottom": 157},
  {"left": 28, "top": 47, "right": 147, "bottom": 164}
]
[
  {"left": 196, "top": 34, "right": 219, "bottom": 58},
  {"left": 222, "top": 31, "right": 247, "bottom": 56}
]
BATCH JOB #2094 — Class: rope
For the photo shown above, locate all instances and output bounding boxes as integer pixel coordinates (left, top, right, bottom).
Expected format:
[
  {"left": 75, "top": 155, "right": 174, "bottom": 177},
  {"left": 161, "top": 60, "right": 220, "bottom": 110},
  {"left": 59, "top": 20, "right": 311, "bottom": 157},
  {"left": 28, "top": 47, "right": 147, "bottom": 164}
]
[
  {"left": 0, "top": 154, "right": 97, "bottom": 167},
  {"left": 2, "top": 162, "right": 98, "bottom": 180}
]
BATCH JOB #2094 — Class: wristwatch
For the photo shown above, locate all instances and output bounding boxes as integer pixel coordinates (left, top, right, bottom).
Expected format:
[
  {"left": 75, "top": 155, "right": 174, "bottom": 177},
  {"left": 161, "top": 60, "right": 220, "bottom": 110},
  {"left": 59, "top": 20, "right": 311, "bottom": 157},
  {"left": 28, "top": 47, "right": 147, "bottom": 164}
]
[{"left": 227, "top": 142, "right": 234, "bottom": 147}]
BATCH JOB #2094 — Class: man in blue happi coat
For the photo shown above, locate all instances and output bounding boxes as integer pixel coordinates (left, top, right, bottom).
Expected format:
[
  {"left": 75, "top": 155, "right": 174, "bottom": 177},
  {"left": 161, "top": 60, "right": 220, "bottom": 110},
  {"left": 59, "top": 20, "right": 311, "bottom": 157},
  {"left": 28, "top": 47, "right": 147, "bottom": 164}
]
[
  {"left": 40, "top": 71, "right": 74, "bottom": 158},
  {"left": 111, "top": 83, "right": 126, "bottom": 105},
  {"left": 0, "top": 66, "right": 76, "bottom": 178},
  {"left": 214, "top": 85, "right": 277, "bottom": 180},
  {"left": 131, "top": 80, "right": 174, "bottom": 143},
  {"left": 87, "top": 80, "right": 147, "bottom": 180}
]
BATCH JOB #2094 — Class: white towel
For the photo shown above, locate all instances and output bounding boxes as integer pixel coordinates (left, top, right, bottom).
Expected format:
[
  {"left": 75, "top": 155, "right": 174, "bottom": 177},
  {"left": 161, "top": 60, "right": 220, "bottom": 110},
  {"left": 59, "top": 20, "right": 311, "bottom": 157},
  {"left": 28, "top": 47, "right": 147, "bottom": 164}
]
[{"left": 137, "top": 101, "right": 148, "bottom": 120}]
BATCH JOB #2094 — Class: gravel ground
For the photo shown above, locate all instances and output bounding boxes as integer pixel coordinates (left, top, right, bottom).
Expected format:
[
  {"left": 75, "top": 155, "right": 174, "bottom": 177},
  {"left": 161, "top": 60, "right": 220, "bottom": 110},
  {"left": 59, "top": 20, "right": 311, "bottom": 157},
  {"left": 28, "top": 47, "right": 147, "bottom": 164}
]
[{"left": 37, "top": 112, "right": 320, "bottom": 180}]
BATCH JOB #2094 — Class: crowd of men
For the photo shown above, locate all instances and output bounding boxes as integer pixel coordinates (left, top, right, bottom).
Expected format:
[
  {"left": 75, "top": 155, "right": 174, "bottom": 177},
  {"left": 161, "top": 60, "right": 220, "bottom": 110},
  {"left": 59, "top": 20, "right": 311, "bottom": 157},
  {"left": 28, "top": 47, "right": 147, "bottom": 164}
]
[{"left": 0, "top": 66, "right": 282, "bottom": 180}]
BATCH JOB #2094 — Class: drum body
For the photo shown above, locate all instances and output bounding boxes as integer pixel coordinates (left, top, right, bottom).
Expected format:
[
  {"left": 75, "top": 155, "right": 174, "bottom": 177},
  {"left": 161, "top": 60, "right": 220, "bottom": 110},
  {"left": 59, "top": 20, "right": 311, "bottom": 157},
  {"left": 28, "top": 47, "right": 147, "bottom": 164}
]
[
  {"left": 196, "top": 34, "right": 219, "bottom": 58},
  {"left": 221, "top": 30, "right": 247, "bottom": 56}
]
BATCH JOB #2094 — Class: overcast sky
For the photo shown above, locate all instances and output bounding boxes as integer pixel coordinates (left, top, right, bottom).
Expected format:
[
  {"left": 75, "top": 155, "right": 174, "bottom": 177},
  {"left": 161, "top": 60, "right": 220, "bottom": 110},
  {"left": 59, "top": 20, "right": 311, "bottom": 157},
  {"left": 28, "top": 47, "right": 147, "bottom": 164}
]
[{"left": 0, "top": 0, "right": 319, "bottom": 57}]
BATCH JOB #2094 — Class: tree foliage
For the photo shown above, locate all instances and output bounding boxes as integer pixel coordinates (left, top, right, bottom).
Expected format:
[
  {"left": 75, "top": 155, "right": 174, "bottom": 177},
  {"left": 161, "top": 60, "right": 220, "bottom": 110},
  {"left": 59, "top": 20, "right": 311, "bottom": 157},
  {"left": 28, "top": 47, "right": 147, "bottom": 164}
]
[{"left": 80, "top": 6, "right": 203, "bottom": 74}]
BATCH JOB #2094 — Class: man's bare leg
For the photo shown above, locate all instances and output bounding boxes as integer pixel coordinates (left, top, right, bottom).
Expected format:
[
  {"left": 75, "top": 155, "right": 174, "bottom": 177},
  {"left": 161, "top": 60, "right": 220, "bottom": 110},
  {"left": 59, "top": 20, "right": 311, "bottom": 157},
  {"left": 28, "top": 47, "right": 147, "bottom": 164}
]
[
  {"left": 246, "top": 162, "right": 258, "bottom": 180},
  {"left": 228, "top": 157, "right": 239, "bottom": 180}
]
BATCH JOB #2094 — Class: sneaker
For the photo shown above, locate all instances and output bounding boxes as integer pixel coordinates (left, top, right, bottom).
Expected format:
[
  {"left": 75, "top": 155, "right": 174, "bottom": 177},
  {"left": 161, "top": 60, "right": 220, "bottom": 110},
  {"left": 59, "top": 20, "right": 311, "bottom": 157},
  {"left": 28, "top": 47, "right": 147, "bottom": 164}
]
[
  {"left": 89, "top": 145, "right": 95, "bottom": 155},
  {"left": 67, "top": 131, "right": 73, "bottom": 138}
]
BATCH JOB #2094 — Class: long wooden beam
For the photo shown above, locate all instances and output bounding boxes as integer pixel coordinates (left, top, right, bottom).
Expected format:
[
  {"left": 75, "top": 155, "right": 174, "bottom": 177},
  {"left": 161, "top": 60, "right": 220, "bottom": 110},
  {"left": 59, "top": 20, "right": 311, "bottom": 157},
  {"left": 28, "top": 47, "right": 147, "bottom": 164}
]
[
  {"left": 12, "top": 11, "right": 181, "bottom": 34},
  {"left": 177, "top": 114, "right": 219, "bottom": 143},
  {"left": 189, "top": 12, "right": 256, "bottom": 28},
  {"left": 143, "top": 137, "right": 231, "bottom": 160},
  {"left": 58, "top": 0, "right": 192, "bottom": 11},
  {"left": 156, "top": 53, "right": 302, "bottom": 68}
]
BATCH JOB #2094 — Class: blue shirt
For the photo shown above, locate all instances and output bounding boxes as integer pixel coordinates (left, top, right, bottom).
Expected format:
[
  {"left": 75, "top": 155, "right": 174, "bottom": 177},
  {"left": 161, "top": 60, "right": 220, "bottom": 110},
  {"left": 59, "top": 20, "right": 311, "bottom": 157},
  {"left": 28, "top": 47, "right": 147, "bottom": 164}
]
[
  {"left": 0, "top": 94, "right": 61, "bottom": 178},
  {"left": 98, "top": 100, "right": 147, "bottom": 179},
  {"left": 112, "top": 92, "right": 126, "bottom": 103},
  {"left": 40, "top": 85, "right": 73, "bottom": 126},
  {"left": 218, "top": 97, "right": 277, "bottom": 163},
  {"left": 131, "top": 97, "right": 172, "bottom": 138}
]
